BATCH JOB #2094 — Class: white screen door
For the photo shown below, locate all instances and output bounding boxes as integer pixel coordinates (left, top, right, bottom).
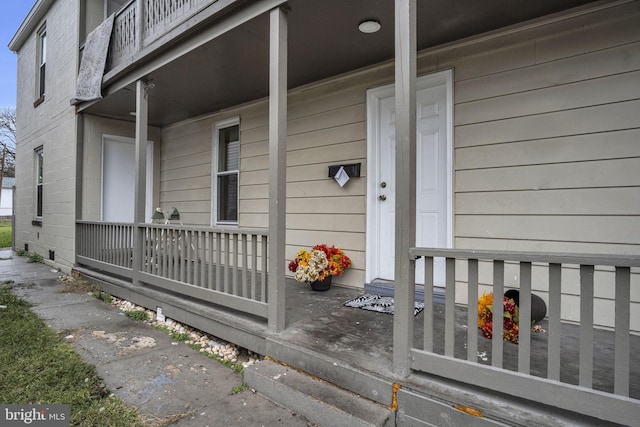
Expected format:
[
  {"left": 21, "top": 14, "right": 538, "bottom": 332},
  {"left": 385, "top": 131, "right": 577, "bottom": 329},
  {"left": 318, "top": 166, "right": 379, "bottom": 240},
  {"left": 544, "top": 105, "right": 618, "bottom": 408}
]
[
  {"left": 101, "top": 136, "right": 153, "bottom": 222},
  {"left": 367, "top": 71, "right": 452, "bottom": 285}
]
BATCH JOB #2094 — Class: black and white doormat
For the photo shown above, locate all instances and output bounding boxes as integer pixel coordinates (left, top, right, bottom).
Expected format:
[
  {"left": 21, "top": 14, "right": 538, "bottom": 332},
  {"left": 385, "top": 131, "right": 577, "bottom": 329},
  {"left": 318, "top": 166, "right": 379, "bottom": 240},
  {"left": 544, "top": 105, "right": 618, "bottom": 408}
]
[{"left": 344, "top": 293, "right": 424, "bottom": 316}]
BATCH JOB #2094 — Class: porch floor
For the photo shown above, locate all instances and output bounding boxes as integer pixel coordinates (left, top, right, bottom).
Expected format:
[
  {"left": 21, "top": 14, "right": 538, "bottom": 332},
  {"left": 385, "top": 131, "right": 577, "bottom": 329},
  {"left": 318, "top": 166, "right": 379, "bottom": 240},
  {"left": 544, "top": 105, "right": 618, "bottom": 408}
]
[{"left": 280, "top": 280, "right": 640, "bottom": 400}]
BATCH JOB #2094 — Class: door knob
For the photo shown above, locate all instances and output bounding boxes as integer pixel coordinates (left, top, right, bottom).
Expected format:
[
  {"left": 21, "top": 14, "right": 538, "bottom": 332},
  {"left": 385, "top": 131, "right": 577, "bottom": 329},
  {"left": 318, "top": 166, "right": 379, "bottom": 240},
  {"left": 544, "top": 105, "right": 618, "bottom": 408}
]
[
  {"left": 379, "top": 195, "right": 387, "bottom": 201},
  {"left": 380, "top": 182, "right": 387, "bottom": 188}
]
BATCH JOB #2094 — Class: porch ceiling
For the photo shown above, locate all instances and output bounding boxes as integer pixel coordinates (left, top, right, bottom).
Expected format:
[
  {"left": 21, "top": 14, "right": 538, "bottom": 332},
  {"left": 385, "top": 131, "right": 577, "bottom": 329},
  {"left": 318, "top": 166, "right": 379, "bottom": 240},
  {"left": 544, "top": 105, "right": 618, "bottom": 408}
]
[{"left": 84, "top": 0, "right": 598, "bottom": 128}]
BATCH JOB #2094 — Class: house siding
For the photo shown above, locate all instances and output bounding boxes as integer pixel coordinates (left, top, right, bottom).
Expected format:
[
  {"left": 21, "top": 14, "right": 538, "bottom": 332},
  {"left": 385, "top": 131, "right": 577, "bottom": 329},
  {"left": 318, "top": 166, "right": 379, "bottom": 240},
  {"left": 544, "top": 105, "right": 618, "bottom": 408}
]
[
  {"left": 13, "top": 0, "right": 80, "bottom": 271},
  {"left": 449, "top": 5, "right": 640, "bottom": 257},
  {"left": 438, "top": 1, "right": 640, "bottom": 330}
]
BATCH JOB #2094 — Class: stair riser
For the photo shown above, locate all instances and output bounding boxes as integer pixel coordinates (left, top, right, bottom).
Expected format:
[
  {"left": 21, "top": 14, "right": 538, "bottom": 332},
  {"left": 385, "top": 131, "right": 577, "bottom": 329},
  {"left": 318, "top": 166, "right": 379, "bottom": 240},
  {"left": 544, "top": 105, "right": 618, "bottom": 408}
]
[{"left": 266, "top": 338, "right": 393, "bottom": 406}]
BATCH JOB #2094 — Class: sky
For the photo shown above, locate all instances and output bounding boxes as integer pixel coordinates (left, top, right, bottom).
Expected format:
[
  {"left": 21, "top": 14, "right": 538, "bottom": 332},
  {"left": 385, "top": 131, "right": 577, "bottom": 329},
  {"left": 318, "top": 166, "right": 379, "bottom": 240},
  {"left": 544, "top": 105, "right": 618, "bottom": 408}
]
[{"left": 0, "top": 2, "right": 36, "bottom": 109}]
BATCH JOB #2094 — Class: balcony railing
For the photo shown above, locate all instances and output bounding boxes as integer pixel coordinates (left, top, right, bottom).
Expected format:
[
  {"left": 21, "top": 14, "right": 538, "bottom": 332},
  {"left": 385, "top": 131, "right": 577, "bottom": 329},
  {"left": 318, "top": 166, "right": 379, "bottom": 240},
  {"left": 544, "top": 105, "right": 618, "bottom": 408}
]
[
  {"left": 401, "top": 248, "right": 639, "bottom": 426},
  {"left": 76, "top": 221, "right": 268, "bottom": 318},
  {"left": 106, "top": 0, "right": 216, "bottom": 71}
]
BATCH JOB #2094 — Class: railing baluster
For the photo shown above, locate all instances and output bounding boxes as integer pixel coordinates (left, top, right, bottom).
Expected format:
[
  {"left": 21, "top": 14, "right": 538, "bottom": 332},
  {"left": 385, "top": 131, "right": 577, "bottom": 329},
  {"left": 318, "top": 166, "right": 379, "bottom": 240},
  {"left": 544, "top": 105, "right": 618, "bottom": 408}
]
[
  {"left": 242, "top": 234, "right": 248, "bottom": 298},
  {"left": 548, "top": 263, "right": 562, "bottom": 381},
  {"left": 190, "top": 230, "right": 197, "bottom": 286},
  {"left": 162, "top": 227, "right": 168, "bottom": 277},
  {"left": 467, "top": 259, "right": 478, "bottom": 362},
  {"left": 423, "top": 256, "right": 434, "bottom": 353},
  {"left": 492, "top": 260, "right": 504, "bottom": 368},
  {"left": 172, "top": 229, "right": 179, "bottom": 281},
  {"left": 261, "top": 235, "right": 268, "bottom": 302},
  {"left": 206, "top": 231, "right": 213, "bottom": 289},
  {"left": 183, "top": 230, "right": 190, "bottom": 284},
  {"left": 614, "top": 266, "right": 630, "bottom": 397},
  {"left": 224, "top": 233, "right": 230, "bottom": 293},
  {"left": 215, "top": 232, "right": 222, "bottom": 291},
  {"left": 199, "top": 231, "right": 206, "bottom": 288},
  {"left": 579, "top": 264, "right": 594, "bottom": 388},
  {"left": 444, "top": 257, "right": 455, "bottom": 357},
  {"left": 233, "top": 233, "right": 239, "bottom": 296},
  {"left": 251, "top": 236, "right": 258, "bottom": 300},
  {"left": 519, "top": 262, "right": 532, "bottom": 374}
]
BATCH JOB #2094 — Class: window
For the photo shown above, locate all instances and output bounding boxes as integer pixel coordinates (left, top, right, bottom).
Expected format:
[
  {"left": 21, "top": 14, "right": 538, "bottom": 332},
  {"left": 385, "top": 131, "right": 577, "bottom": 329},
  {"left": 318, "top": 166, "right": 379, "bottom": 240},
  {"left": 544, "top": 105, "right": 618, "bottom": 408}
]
[
  {"left": 35, "top": 147, "right": 43, "bottom": 218},
  {"left": 212, "top": 119, "right": 239, "bottom": 224},
  {"left": 36, "top": 26, "right": 46, "bottom": 103}
]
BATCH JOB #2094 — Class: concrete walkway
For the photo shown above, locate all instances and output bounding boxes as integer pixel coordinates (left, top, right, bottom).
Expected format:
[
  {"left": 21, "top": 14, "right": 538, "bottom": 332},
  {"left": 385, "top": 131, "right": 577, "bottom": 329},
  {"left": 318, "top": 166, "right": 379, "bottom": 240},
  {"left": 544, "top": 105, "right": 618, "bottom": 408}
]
[{"left": 1, "top": 250, "right": 313, "bottom": 427}]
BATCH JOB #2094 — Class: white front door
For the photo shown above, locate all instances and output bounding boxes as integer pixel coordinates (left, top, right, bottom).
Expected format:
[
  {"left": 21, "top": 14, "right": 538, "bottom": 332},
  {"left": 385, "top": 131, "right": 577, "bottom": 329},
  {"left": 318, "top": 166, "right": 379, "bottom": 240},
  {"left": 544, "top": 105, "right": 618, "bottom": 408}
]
[
  {"left": 367, "top": 71, "right": 452, "bottom": 285},
  {"left": 101, "top": 136, "right": 153, "bottom": 222}
]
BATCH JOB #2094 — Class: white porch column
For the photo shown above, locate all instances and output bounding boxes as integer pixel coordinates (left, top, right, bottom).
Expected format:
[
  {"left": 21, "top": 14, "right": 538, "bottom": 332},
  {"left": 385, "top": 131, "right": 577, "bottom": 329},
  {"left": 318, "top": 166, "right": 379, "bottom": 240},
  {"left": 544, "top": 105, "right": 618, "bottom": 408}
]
[
  {"left": 132, "top": 79, "right": 149, "bottom": 286},
  {"left": 392, "top": 0, "right": 417, "bottom": 376},
  {"left": 267, "top": 6, "right": 288, "bottom": 331}
]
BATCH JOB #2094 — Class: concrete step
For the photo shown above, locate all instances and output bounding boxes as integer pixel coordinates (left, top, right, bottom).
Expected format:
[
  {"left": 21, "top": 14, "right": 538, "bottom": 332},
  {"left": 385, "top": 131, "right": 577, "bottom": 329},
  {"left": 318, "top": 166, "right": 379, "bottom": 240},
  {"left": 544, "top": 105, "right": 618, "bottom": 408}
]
[
  {"left": 265, "top": 338, "right": 394, "bottom": 407},
  {"left": 245, "top": 360, "right": 395, "bottom": 427}
]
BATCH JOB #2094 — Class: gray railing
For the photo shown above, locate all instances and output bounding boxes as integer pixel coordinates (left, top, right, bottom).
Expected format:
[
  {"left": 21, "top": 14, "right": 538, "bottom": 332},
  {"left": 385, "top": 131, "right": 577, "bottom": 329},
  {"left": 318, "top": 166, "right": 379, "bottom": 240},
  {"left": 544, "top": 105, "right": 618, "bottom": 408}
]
[
  {"left": 107, "top": 0, "right": 216, "bottom": 70},
  {"left": 76, "top": 221, "right": 269, "bottom": 318},
  {"left": 77, "top": 221, "right": 134, "bottom": 276},
  {"left": 402, "top": 248, "right": 639, "bottom": 426}
]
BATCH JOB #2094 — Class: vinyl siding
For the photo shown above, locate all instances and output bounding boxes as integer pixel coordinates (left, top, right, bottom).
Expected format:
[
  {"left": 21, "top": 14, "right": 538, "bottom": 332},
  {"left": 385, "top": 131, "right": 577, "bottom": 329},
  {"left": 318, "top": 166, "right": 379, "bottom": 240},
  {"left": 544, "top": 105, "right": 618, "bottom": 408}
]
[
  {"left": 444, "top": 1, "right": 640, "bottom": 329},
  {"left": 154, "top": 1, "right": 639, "bottom": 326},
  {"left": 449, "top": 3, "right": 640, "bottom": 259}
]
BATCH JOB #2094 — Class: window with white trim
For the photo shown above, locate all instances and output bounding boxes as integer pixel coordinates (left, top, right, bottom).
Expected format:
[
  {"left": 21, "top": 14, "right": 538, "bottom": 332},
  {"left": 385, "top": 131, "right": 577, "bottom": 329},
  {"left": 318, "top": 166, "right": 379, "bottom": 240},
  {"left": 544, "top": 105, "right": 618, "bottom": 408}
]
[
  {"left": 35, "top": 146, "right": 44, "bottom": 218},
  {"left": 37, "top": 26, "right": 47, "bottom": 100},
  {"left": 212, "top": 119, "right": 239, "bottom": 225}
]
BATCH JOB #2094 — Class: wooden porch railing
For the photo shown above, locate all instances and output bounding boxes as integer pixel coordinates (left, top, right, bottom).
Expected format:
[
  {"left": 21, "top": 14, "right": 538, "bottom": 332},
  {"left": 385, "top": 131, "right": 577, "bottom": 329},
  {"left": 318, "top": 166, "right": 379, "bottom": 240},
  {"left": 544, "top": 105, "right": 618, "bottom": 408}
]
[
  {"left": 401, "top": 248, "right": 639, "bottom": 426},
  {"left": 76, "top": 221, "right": 268, "bottom": 319},
  {"left": 107, "top": 0, "right": 216, "bottom": 70}
]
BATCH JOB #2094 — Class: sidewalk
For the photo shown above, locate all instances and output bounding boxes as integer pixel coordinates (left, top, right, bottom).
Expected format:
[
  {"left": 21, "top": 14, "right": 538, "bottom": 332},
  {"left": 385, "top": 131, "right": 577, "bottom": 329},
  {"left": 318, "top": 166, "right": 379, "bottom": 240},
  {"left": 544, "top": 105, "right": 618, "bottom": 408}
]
[{"left": 1, "top": 250, "right": 313, "bottom": 427}]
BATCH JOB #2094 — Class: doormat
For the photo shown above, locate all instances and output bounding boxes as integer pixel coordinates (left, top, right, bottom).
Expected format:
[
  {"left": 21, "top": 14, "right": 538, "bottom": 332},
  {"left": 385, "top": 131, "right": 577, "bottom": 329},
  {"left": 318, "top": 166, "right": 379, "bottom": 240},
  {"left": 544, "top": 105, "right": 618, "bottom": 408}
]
[{"left": 344, "top": 293, "right": 424, "bottom": 316}]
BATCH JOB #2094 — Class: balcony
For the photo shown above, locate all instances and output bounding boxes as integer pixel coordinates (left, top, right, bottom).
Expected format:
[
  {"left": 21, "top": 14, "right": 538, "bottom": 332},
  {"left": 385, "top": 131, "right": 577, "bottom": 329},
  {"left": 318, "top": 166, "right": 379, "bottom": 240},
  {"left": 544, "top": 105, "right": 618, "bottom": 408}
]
[{"left": 105, "top": 0, "right": 234, "bottom": 76}]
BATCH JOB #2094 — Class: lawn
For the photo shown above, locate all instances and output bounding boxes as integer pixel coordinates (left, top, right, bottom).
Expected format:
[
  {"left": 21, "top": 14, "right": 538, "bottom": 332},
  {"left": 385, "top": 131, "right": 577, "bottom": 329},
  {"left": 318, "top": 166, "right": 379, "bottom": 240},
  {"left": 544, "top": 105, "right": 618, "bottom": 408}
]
[
  {"left": 0, "top": 283, "right": 147, "bottom": 427},
  {"left": 0, "top": 220, "right": 11, "bottom": 248}
]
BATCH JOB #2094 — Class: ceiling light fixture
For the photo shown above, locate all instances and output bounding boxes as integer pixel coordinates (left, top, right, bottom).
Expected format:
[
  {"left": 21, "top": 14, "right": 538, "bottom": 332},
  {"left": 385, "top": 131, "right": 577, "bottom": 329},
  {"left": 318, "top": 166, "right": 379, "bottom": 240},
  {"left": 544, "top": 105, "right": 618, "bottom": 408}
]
[{"left": 358, "top": 20, "right": 381, "bottom": 34}]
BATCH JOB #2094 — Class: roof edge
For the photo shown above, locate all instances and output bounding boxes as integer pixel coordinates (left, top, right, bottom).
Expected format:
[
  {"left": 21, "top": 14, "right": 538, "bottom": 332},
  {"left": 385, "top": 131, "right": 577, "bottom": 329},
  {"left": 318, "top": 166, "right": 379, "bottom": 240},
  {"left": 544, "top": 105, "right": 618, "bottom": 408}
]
[{"left": 8, "top": 0, "right": 56, "bottom": 52}]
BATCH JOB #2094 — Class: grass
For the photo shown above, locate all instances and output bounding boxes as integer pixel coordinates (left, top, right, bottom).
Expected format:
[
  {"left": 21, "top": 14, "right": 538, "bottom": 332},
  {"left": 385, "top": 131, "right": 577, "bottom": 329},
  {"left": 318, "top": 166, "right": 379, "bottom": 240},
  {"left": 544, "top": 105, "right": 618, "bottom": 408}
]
[
  {"left": 0, "top": 284, "right": 147, "bottom": 427},
  {"left": 0, "top": 220, "right": 11, "bottom": 248}
]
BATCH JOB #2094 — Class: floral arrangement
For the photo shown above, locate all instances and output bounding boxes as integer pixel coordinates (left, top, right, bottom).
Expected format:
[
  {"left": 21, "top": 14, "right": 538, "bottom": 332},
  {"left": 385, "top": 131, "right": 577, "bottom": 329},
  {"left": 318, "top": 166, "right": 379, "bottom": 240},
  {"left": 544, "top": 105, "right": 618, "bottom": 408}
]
[
  {"left": 288, "top": 244, "right": 352, "bottom": 283},
  {"left": 477, "top": 292, "right": 520, "bottom": 344}
]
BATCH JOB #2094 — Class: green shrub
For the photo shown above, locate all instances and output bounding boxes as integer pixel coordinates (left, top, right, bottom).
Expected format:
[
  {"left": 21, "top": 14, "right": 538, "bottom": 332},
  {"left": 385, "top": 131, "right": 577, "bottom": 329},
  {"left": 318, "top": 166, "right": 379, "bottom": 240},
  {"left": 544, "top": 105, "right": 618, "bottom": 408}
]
[
  {"left": 91, "top": 290, "right": 112, "bottom": 304},
  {"left": 124, "top": 310, "right": 149, "bottom": 321},
  {"left": 27, "top": 252, "right": 44, "bottom": 263}
]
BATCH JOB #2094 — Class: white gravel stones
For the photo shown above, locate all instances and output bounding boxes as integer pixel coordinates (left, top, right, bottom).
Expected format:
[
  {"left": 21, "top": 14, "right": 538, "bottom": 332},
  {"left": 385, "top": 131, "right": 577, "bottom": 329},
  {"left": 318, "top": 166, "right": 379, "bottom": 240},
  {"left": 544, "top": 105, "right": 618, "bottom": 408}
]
[{"left": 110, "top": 296, "right": 260, "bottom": 367}]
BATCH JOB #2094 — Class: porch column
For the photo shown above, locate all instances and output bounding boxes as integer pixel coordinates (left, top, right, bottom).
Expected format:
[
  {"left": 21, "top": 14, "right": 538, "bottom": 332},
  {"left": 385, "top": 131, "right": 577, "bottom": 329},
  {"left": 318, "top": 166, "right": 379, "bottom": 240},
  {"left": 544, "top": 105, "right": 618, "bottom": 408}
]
[
  {"left": 392, "top": 0, "right": 417, "bottom": 376},
  {"left": 267, "top": 6, "right": 288, "bottom": 331},
  {"left": 132, "top": 79, "right": 149, "bottom": 286}
]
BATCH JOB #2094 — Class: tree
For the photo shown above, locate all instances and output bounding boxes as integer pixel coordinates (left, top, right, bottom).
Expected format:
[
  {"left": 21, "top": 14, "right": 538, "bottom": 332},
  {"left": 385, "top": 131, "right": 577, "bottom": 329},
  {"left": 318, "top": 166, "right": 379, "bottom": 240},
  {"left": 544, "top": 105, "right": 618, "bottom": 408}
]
[
  {"left": 0, "top": 108, "right": 16, "bottom": 178},
  {"left": 0, "top": 108, "right": 17, "bottom": 209}
]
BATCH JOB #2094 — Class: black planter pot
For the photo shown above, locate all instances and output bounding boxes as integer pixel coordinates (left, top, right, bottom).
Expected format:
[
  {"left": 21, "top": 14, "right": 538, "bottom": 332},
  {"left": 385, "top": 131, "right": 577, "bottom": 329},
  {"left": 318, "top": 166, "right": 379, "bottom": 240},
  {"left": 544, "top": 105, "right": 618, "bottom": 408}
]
[
  {"left": 310, "top": 275, "right": 332, "bottom": 291},
  {"left": 504, "top": 289, "right": 547, "bottom": 323}
]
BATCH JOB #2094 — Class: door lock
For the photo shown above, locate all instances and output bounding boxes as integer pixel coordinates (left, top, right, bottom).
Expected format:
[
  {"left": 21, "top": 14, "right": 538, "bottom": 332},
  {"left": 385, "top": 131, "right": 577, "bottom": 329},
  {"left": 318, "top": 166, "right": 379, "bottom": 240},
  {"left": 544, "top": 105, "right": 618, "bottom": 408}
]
[
  {"left": 380, "top": 182, "right": 387, "bottom": 188},
  {"left": 379, "top": 194, "right": 387, "bottom": 201}
]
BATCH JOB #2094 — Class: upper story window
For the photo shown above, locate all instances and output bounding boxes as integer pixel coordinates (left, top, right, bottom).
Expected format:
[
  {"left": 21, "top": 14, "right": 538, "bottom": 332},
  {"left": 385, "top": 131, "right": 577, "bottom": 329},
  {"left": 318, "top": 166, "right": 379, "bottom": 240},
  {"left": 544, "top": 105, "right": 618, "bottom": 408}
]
[
  {"left": 212, "top": 119, "right": 240, "bottom": 225},
  {"left": 35, "top": 25, "right": 46, "bottom": 105},
  {"left": 35, "top": 146, "right": 44, "bottom": 219}
]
